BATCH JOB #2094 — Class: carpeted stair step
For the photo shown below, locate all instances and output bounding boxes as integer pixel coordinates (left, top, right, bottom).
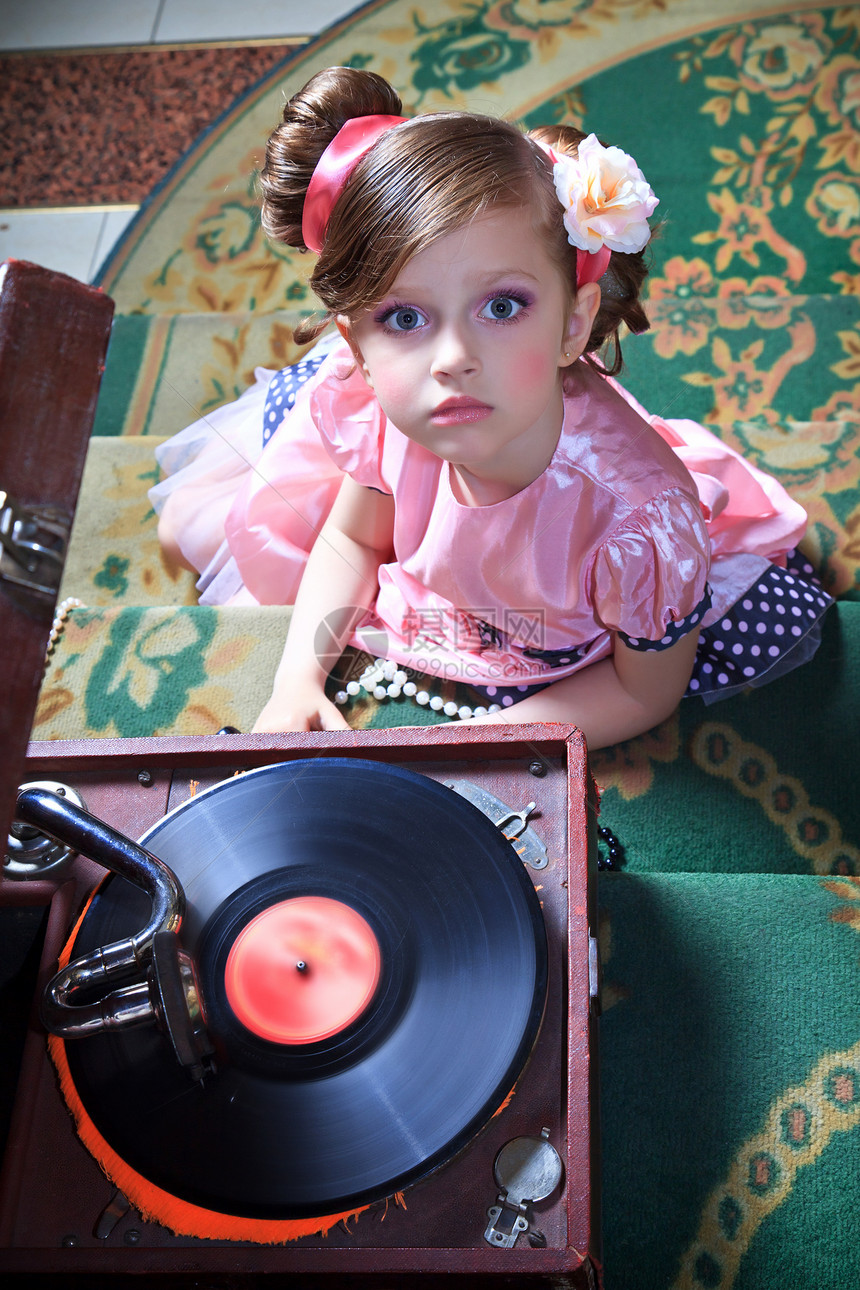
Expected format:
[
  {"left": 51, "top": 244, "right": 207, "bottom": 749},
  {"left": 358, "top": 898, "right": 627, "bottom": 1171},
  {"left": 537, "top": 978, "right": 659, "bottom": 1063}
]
[
  {"left": 92, "top": 310, "right": 317, "bottom": 439},
  {"left": 34, "top": 602, "right": 486, "bottom": 742},
  {"left": 59, "top": 435, "right": 196, "bottom": 609},
  {"left": 35, "top": 603, "right": 294, "bottom": 740},
  {"left": 92, "top": 294, "right": 860, "bottom": 442},
  {"left": 598, "top": 869, "right": 860, "bottom": 1289}
]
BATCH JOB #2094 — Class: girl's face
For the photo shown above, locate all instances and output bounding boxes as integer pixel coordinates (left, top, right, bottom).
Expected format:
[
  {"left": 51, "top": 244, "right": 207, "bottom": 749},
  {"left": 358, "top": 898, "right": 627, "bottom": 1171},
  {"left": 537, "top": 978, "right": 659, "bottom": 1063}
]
[{"left": 344, "top": 206, "right": 598, "bottom": 498}]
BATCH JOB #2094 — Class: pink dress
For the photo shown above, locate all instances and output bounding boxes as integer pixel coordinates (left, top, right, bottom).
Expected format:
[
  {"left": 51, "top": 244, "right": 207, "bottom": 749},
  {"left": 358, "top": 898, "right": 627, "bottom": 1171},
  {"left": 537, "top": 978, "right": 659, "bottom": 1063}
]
[{"left": 151, "top": 341, "right": 828, "bottom": 701}]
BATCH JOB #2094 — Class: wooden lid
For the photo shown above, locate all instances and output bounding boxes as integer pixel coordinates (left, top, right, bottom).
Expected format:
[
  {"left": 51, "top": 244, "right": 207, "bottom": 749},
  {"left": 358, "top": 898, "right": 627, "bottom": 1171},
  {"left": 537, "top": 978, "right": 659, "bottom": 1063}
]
[{"left": 0, "top": 260, "right": 114, "bottom": 850}]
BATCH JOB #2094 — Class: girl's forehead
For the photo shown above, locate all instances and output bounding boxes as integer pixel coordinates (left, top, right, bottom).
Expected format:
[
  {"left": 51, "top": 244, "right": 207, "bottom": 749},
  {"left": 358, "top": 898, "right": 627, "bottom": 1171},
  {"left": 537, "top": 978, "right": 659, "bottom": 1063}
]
[{"left": 388, "top": 206, "right": 554, "bottom": 288}]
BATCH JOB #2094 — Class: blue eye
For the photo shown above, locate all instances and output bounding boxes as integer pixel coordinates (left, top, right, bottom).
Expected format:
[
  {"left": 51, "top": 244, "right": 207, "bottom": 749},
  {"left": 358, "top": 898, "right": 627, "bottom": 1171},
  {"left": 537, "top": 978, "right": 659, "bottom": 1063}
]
[
  {"left": 382, "top": 306, "right": 426, "bottom": 332},
  {"left": 480, "top": 295, "right": 526, "bottom": 321}
]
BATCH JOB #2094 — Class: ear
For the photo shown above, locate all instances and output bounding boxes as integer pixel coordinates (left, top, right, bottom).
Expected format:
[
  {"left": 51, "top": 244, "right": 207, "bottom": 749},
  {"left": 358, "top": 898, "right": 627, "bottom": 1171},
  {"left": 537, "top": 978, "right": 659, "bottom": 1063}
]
[
  {"left": 559, "top": 282, "right": 602, "bottom": 368},
  {"left": 336, "top": 316, "right": 373, "bottom": 387}
]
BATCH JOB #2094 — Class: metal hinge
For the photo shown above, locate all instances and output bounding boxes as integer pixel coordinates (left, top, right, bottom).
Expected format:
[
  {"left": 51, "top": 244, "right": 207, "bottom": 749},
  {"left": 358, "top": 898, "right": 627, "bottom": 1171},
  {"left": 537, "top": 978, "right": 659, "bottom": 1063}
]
[
  {"left": 444, "top": 780, "right": 548, "bottom": 870},
  {"left": 0, "top": 489, "right": 68, "bottom": 601}
]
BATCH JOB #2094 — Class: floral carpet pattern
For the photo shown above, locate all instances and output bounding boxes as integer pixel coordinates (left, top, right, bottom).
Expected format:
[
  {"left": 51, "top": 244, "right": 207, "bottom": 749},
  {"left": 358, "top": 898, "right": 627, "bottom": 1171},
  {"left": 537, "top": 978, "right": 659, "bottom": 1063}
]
[{"left": 33, "top": 2, "right": 860, "bottom": 1287}]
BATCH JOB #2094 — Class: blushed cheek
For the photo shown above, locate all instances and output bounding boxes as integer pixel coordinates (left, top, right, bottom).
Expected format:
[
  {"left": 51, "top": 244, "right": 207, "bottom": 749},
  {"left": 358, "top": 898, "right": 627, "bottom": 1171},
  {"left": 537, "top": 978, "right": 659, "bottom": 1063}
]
[
  {"left": 516, "top": 348, "right": 559, "bottom": 389},
  {"left": 371, "top": 369, "right": 413, "bottom": 412}
]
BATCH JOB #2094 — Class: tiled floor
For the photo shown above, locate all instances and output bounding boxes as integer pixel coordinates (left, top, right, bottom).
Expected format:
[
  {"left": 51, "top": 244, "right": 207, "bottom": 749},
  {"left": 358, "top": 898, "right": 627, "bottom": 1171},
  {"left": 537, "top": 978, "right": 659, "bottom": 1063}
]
[{"left": 0, "top": 0, "right": 360, "bottom": 282}]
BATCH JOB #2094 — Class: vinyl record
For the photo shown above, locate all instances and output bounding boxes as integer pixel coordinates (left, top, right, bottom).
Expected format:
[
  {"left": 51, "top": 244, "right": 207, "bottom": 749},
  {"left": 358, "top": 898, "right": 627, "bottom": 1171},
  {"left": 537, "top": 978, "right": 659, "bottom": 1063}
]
[{"left": 62, "top": 759, "right": 548, "bottom": 1219}]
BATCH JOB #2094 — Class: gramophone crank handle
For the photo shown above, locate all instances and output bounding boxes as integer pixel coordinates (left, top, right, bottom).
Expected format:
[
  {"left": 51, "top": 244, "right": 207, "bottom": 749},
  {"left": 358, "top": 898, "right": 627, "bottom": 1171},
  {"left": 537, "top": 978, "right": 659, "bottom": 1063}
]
[{"left": 14, "top": 785, "right": 185, "bottom": 1038}]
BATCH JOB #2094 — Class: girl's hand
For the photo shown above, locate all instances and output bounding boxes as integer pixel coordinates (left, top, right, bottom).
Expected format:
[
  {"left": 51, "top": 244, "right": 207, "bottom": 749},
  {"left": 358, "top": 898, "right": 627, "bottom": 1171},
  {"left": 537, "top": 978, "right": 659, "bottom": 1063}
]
[
  {"left": 251, "top": 477, "right": 393, "bottom": 736},
  {"left": 252, "top": 687, "right": 350, "bottom": 733}
]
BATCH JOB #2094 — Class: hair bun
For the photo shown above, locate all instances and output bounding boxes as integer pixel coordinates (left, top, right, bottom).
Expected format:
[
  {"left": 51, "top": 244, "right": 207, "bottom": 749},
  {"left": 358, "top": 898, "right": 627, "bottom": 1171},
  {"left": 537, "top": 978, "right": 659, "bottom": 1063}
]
[{"left": 261, "top": 68, "right": 404, "bottom": 250}]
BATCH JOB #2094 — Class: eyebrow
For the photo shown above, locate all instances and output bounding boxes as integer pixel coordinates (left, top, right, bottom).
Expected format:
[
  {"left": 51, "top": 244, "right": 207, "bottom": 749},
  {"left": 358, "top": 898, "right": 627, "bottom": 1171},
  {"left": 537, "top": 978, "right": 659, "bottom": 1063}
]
[
  {"left": 390, "top": 267, "right": 543, "bottom": 294},
  {"left": 461, "top": 267, "right": 544, "bottom": 287},
  {"left": 481, "top": 268, "right": 542, "bottom": 283}
]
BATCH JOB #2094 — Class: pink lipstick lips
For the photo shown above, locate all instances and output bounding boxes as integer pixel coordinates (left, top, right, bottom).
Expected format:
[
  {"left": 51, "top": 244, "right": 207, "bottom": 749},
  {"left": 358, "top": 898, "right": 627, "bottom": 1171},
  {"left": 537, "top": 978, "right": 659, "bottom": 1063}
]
[{"left": 431, "top": 397, "right": 493, "bottom": 425}]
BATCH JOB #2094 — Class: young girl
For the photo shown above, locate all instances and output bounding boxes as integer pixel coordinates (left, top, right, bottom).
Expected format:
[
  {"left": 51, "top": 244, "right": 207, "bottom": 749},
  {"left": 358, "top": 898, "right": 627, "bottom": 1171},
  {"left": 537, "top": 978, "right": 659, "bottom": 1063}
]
[{"left": 153, "top": 66, "right": 831, "bottom": 748}]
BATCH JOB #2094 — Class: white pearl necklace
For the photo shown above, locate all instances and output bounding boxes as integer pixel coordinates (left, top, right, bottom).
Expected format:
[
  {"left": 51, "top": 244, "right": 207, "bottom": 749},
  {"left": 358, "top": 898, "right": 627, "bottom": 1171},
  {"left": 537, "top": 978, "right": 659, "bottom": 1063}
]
[
  {"left": 45, "top": 597, "right": 85, "bottom": 668},
  {"left": 333, "top": 658, "right": 501, "bottom": 721}
]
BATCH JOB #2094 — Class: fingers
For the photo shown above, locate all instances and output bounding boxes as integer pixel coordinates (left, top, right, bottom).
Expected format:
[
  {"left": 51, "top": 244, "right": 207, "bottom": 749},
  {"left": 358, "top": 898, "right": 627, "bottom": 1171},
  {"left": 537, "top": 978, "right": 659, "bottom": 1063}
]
[
  {"left": 252, "top": 695, "right": 351, "bottom": 733},
  {"left": 317, "top": 704, "right": 351, "bottom": 731}
]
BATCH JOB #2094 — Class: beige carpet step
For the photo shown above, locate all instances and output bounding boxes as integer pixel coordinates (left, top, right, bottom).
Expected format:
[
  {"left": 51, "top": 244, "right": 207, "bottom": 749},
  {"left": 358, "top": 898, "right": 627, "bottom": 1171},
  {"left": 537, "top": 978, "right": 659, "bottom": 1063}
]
[
  {"left": 36, "top": 603, "right": 294, "bottom": 741},
  {"left": 93, "top": 310, "right": 318, "bottom": 438},
  {"left": 60, "top": 435, "right": 196, "bottom": 609}
]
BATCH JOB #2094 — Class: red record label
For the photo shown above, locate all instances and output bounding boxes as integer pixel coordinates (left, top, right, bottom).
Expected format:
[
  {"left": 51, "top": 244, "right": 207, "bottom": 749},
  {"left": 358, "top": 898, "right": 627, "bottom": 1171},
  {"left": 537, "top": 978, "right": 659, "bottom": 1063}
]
[{"left": 224, "top": 896, "right": 382, "bottom": 1044}]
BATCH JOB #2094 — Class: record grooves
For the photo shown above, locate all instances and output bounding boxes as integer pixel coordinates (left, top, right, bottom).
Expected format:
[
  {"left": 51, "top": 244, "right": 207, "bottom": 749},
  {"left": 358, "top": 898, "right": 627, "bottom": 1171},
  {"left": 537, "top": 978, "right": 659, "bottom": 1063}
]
[{"left": 59, "top": 759, "right": 549, "bottom": 1224}]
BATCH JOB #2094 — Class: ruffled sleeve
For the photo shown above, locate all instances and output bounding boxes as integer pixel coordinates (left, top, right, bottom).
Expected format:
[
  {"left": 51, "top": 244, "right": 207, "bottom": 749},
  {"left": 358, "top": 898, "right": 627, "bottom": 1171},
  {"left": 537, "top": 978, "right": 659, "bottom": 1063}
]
[
  {"left": 591, "top": 489, "right": 711, "bottom": 647},
  {"left": 608, "top": 379, "right": 807, "bottom": 563},
  {"left": 222, "top": 347, "right": 390, "bottom": 604},
  {"left": 309, "top": 350, "right": 391, "bottom": 493}
]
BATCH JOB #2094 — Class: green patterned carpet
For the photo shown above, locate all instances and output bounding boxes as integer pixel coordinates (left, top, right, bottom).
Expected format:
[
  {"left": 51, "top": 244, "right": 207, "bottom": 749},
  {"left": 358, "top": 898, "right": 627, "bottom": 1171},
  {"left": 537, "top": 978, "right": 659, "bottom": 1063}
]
[{"left": 32, "top": 2, "right": 860, "bottom": 1286}]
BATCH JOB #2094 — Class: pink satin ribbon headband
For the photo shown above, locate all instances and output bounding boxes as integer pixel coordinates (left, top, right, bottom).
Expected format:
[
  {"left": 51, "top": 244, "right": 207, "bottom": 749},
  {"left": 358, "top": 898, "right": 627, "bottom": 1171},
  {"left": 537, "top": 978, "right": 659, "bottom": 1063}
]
[
  {"left": 301, "top": 116, "right": 654, "bottom": 289},
  {"left": 578, "top": 241, "right": 611, "bottom": 287},
  {"left": 302, "top": 114, "right": 407, "bottom": 254}
]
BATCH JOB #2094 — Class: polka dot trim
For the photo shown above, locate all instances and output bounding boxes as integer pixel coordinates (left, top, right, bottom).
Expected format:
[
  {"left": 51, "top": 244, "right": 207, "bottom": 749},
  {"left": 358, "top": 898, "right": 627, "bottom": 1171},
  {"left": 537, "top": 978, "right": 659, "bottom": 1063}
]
[
  {"left": 472, "top": 677, "right": 552, "bottom": 707},
  {"left": 618, "top": 586, "right": 713, "bottom": 653},
  {"left": 522, "top": 639, "right": 593, "bottom": 668},
  {"left": 262, "top": 354, "right": 329, "bottom": 446}
]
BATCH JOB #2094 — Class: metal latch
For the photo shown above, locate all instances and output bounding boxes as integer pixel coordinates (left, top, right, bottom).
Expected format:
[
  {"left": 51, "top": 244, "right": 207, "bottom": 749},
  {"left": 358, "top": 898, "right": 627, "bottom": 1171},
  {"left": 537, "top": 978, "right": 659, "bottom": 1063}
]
[
  {"left": 444, "top": 781, "right": 548, "bottom": 869},
  {"left": 484, "top": 1128, "right": 563, "bottom": 1248},
  {"left": 0, "top": 488, "right": 68, "bottom": 599},
  {"left": 588, "top": 933, "right": 600, "bottom": 1008}
]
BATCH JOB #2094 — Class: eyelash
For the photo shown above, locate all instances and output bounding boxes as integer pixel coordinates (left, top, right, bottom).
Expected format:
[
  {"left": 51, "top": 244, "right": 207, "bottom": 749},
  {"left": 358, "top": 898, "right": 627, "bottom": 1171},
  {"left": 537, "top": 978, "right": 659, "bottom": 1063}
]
[
  {"left": 374, "top": 291, "right": 533, "bottom": 334},
  {"left": 480, "top": 291, "right": 532, "bottom": 323},
  {"left": 375, "top": 302, "right": 425, "bottom": 333}
]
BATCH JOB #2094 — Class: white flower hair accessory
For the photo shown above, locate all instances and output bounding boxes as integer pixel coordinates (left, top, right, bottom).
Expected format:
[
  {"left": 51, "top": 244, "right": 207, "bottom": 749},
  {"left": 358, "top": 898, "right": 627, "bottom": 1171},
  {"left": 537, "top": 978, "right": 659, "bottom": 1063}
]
[{"left": 552, "top": 133, "right": 658, "bottom": 255}]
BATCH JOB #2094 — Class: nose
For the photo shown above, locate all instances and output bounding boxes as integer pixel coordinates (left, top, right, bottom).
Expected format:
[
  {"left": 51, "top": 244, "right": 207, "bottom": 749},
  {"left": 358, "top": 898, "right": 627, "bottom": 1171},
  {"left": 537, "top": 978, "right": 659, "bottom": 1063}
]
[{"left": 429, "top": 320, "right": 480, "bottom": 381}]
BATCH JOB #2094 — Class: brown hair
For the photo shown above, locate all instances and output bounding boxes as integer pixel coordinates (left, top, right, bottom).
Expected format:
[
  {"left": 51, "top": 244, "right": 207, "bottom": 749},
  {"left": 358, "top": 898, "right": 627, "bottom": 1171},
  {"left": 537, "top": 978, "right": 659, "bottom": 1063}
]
[{"left": 260, "top": 67, "right": 651, "bottom": 374}]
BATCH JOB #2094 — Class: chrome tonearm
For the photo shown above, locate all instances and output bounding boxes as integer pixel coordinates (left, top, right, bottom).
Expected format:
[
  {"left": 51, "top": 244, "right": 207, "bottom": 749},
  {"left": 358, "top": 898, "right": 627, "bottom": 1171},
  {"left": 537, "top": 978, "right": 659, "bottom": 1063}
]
[{"left": 14, "top": 786, "right": 212, "bottom": 1078}]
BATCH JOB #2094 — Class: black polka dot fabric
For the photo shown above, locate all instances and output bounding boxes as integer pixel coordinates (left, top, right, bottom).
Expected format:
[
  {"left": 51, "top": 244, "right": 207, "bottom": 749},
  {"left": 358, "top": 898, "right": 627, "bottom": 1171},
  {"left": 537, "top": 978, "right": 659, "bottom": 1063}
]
[
  {"left": 687, "top": 550, "right": 832, "bottom": 700},
  {"left": 262, "top": 353, "right": 330, "bottom": 447},
  {"left": 471, "top": 677, "right": 553, "bottom": 709}
]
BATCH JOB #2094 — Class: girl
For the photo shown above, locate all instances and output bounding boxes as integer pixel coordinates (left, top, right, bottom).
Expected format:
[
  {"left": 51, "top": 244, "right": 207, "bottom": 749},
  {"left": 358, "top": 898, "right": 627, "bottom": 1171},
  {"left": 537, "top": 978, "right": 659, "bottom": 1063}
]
[{"left": 153, "top": 66, "right": 830, "bottom": 748}]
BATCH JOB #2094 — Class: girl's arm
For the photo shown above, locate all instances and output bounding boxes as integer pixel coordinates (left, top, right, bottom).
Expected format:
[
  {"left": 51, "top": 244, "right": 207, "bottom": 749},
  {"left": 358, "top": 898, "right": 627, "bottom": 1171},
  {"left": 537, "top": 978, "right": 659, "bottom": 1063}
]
[
  {"left": 253, "top": 476, "right": 395, "bottom": 732},
  {"left": 467, "top": 630, "right": 700, "bottom": 750}
]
